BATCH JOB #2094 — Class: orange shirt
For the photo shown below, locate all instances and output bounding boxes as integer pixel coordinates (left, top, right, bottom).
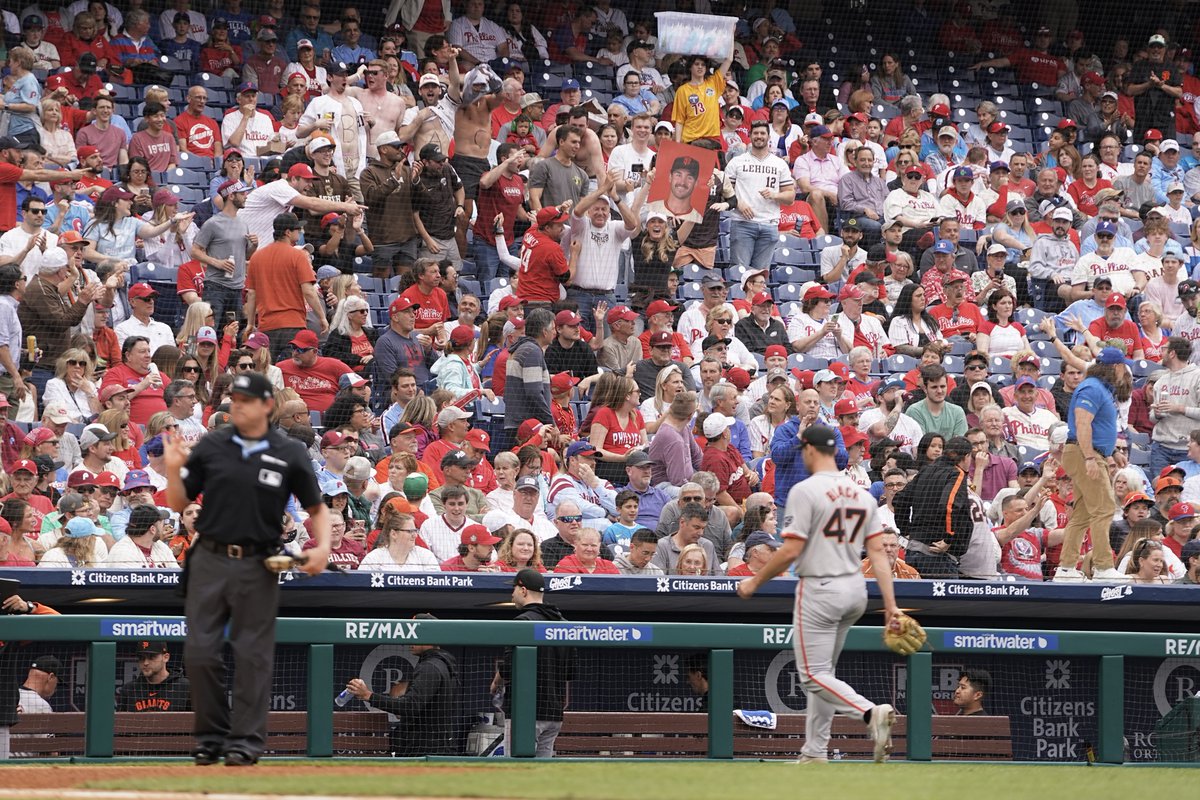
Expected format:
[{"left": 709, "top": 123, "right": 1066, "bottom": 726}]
[{"left": 245, "top": 241, "right": 316, "bottom": 331}]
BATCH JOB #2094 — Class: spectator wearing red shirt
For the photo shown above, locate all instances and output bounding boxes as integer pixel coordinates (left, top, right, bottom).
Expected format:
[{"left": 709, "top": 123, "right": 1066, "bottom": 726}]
[
  {"left": 699, "top": 412, "right": 754, "bottom": 505},
  {"left": 100, "top": 335, "right": 171, "bottom": 427},
  {"left": 778, "top": 198, "right": 823, "bottom": 238},
  {"left": 1066, "top": 155, "right": 1112, "bottom": 217},
  {"left": 440, "top": 524, "right": 501, "bottom": 571},
  {"left": 303, "top": 513, "right": 363, "bottom": 569},
  {"left": 553, "top": 528, "right": 620, "bottom": 573},
  {"left": 400, "top": 258, "right": 452, "bottom": 335},
  {"left": 929, "top": 274, "right": 985, "bottom": 339},
  {"left": 472, "top": 143, "right": 527, "bottom": 283},
  {"left": 1088, "top": 293, "right": 1145, "bottom": 358},
  {"left": 57, "top": 19, "right": 118, "bottom": 76},
  {"left": 46, "top": 54, "right": 105, "bottom": 102},
  {"left": 971, "top": 27, "right": 1065, "bottom": 86},
  {"left": 173, "top": 86, "right": 223, "bottom": 158},
  {"left": 637, "top": 300, "right": 691, "bottom": 362},
  {"left": 516, "top": 206, "right": 571, "bottom": 306},
  {"left": 725, "top": 532, "right": 782, "bottom": 577},
  {"left": 0, "top": 139, "right": 87, "bottom": 229},
  {"left": 276, "top": 329, "right": 353, "bottom": 413}
]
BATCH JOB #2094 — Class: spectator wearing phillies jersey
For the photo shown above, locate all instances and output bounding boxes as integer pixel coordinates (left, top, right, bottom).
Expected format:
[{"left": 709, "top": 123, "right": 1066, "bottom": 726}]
[
  {"left": 516, "top": 206, "right": 572, "bottom": 307},
  {"left": 115, "top": 641, "right": 192, "bottom": 712},
  {"left": 929, "top": 274, "right": 984, "bottom": 340},
  {"left": 1002, "top": 377, "right": 1058, "bottom": 450},
  {"left": 996, "top": 493, "right": 1063, "bottom": 582},
  {"left": 1088, "top": 293, "right": 1145, "bottom": 359},
  {"left": 836, "top": 284, "right": 887, "bottom": 359},
  {"left": 939, "top": 166, "right": 988, "bottom": 230}
]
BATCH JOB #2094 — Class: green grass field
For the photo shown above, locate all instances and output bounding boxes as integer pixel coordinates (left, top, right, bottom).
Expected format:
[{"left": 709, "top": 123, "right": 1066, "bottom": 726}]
[{"left": 72, "top": 761, "right": 1199, "bottom": 799}]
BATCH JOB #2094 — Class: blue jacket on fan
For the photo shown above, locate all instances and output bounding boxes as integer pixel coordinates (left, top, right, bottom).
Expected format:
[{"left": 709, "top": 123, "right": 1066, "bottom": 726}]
[{"left": 769, "top": 417, "right": 848, "bottom": 507}]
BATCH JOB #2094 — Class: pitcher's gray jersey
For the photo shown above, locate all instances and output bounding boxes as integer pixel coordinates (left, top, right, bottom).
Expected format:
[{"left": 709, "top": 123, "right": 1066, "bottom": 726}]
[{"left": 782, "top": 469, "right": 883, "bottom": 577}]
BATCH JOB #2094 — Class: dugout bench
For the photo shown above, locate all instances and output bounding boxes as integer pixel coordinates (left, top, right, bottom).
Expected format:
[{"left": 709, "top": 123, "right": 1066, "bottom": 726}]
[
  {"left": 10, "top": 711, "right": 1012, "bottom": 760},
  {"left": 8, "top": 712, "right": 391, "bottom": 757},
  {"left": 556, "top": 713, "right": 1013, "bottom": 760}
]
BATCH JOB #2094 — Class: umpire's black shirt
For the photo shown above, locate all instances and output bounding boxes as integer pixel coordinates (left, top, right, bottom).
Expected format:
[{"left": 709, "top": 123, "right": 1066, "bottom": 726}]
[{"left": 182, "top": 426, "right": 322, "bottom": 545}]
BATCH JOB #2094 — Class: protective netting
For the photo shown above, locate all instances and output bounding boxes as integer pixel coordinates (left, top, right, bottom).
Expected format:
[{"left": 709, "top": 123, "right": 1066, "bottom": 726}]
[
  {"left": 6, "top": 641, "right": 1197, "bottom": 762},
  {"left": 1125, "top": 656, "right": 1200, "bottom": 763}
]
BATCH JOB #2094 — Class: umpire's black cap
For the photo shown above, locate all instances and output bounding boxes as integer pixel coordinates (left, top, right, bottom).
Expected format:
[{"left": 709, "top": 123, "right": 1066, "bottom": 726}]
[
  {"left": 510, "top": 568, "right": 545, "bottom": 592},
  {"left": 800, "top": 425, "right": 838, "bottom": 449},
  {"left": 231, "top": 372, "right": 274, "bottom": 401}
]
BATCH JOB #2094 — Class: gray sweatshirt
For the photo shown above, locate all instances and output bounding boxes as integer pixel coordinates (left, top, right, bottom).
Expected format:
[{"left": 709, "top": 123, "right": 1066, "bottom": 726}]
[
  {"left": 1150, "top": 363, "right": 1200, "bottom": 447},
  {"left": 1027, "top": 233, "right": 1080, "bottom": 281}
]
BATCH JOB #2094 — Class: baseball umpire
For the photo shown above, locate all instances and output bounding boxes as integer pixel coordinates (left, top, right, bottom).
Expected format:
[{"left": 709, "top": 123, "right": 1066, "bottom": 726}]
[{"left": 164, "top": 371, "right": 330, "bottom": 767}]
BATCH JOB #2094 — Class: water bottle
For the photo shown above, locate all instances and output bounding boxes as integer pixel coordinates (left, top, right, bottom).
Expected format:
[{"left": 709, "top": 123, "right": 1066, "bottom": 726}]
[{"left": 334, "top": 688, "right": 352, "bottom": 707}]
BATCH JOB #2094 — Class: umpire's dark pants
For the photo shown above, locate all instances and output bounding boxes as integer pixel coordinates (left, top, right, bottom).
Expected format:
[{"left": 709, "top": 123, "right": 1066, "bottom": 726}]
[{"left": 184, "top": 544, "right": 280, "bottom": 758}]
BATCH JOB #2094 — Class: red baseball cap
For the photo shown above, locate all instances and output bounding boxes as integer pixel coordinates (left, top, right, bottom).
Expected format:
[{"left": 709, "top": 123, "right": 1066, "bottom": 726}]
[
  {"left": 449, "top": 326, "right": 475, "bottom": 346},
  {"left": 536, "top": 207, "right": 568, "bottom": 227},
  {"left": 827, "top": 361, "right": 850, "bottom": 380},
  {"left": 1056, "top": 118, "right": 1078, "bottom": 130},
  {"left": 76, "top": 145, "right": 99, "bottom": 160},
  {"left": 461, "top": 524, "right": 501, "bottom": 546},
  {"left": 94, "top": 471, "right": 121, "bottom": 490},
  {"left": 287, "top": 163, "right": 316, "bottom": 179},
  {"left": 499, "top": 295, "right": 522, "bottom": 311},
  {"left": 554, "top": 310, "right": 582, "bottom": 326},
  {"left": 792, "top": 368, "right": 815, "bottom": 389},
  {"left": 648, "top": 331, "right": 674, "bottom": 348},
  {"left": 833, "top": 398, "right": 859, "bottom": 416},
  {"left": 25, "top": 427, "right": 58, "bottom": 447},
  {"left": 1169, "top": 502, "right": 1197, "bottom": 521},
  {"left": 1105, "top": 292, "right": 1127, "bottom": 309},
  {"left": 802, "top": 285, "right": 835, "bottom": 301},
  {"left": 838, "top": 284, "right": 865, "bottom": 301},
  {"left": 517, "top": 418, "right": 545, "bottom": 446},
  {"left": 289, "top": 329, "right": 320, "bottom": 349},
  {"left": 1145, "top": 129, "right": 1164, "bottom": 141},
  {"left": 390, "top": 295, "right": 420, "bottom": 314},
  {"left": 128, "top": 282, "right": 158, "bottom": 300},
  {"left": 67, "top": 469, "right": 99, "bottom": 488},
  {"left": 930, "top": 102, "right": 951, "bottom": 117},
  {"left": 463, "top": 428, "right": 491, "bottom": 452},
  {"left": 723, "top": 367, "right": 751, "bottom": 390},
  {"left": 646, "top": 300, "right": 677, "bottom": 317},
  {"left": 764, "top": 344, "right": 788, "bottom": 359},
  {"left": 750, "top": 290, "right": 774, "bottom": 306},
  {"left": 550, "top": 371, "right": 581, "bottom": 393},
  {"left": 10, "top": 459, "right": 37, "bottom": 475},
  {"left": 606, "top": 305, "right": 637, "bottom": 324},
  {"left": 319, "top": 212, "right": 345, "bottom": 228},
  {"left": 843, "top": 429, "right": 868, "bottom": 448}
]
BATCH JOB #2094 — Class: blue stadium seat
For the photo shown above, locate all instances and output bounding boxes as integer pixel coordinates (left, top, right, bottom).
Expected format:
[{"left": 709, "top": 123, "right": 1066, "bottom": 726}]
[
  {"left": 788, "top": 354, "right": 828, "bottom": 371},
  {"left": 177, "top": 153, "right": 216, "bottom": 171},
  {"left": 1130, "top": 447, "right": 1151, "bottom": 467},
  {"left": 355, "top": 275, "right": 383, "bottom": 292},
  {"left": 881, "top": 354, "right": 917, "bottom": 373},
  {"left": 459, "top": 278, "right": 481, "bottom": 297},
  {"left": 990, "top": 356, "right": 1012, "bottom": 375},
  {"left": 773, "top": 284, "right": 802, "bottom": 304}
]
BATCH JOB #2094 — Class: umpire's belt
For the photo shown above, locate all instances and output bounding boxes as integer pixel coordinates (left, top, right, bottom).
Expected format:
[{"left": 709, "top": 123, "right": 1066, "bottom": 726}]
[
  {"left": 905, "top": 539, "right": 960, "bottom": 564},
  {"left": 195, "top": 536, "right": 276, "bottom": 560}
]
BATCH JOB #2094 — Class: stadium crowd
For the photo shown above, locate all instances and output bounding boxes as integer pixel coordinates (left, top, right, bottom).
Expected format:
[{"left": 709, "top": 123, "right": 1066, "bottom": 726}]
[{"left": 0, "top": 1, "right": 1199, "bottom": 586}]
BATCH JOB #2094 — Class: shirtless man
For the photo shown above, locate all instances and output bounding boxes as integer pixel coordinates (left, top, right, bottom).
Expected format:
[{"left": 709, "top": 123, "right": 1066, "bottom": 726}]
[
  {"left": 398, "top": 74, "right": 454, "bottom": 176},
  {"left": 450, "top": 53, "right": 505, "bottom": 257},
  {"left": 348, "top": 59, "right": 405, "bottom": 161},
  {"left": 539, "top": 105, "right": 605, "bottom": 182}
]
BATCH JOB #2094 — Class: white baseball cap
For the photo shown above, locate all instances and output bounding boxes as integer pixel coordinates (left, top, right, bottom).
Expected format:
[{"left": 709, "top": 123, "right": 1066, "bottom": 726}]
[{"left": 702, "top": 412, "right": 737, "bottom": 438}]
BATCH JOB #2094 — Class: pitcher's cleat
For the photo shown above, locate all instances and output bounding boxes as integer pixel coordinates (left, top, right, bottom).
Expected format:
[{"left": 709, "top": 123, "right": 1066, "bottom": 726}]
[{"left": 869, "top": 703, "right": 896, "bottom": 763}]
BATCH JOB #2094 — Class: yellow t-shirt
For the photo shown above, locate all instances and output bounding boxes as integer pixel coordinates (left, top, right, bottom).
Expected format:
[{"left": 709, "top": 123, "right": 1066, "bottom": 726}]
[{"left": 672, "top": 72, "right": 727, "bottom": 142}]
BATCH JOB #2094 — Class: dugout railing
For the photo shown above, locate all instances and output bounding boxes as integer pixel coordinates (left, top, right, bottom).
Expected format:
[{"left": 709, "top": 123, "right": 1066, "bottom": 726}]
[{"left": 0, "top": 614, "right": 1191, "bottom": 763}]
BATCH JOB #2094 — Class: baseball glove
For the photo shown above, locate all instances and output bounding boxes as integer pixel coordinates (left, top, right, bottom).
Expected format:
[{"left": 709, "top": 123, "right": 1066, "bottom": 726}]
[{"left": 883, "top": 613, "right": 927, "bottom": 656}]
